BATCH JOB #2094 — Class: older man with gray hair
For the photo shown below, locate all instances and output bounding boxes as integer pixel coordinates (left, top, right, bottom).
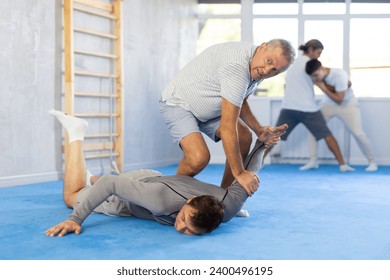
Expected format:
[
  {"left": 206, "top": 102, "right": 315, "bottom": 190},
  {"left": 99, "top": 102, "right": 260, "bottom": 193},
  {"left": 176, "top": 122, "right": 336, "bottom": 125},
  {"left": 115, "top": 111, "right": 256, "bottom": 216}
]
[{"left": 160, "top": 39, "right": 295, "bottom": 192}]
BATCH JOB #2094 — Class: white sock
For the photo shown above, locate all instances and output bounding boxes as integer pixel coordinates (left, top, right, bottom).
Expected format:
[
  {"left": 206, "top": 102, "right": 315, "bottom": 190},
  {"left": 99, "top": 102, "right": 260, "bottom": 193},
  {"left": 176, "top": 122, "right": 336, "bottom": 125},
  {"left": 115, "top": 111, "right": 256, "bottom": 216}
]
[
  {"left": 49, "top": 109, "right": 88, "bottom": 143},
  {"left": 111, "top": 161, "right": 121, "bottom": 174},
  {"left": 299, "top": 160, "right": 319, "bottom": 171},
  {"left": 365, "top": 162, "right": 378, "bottom": 172},
  {"left": 340, "top": 164, "right": 355, "bottom": 172},
  {"left": 236, "top": 209, "right": 249, "bottom": 218},
  {"left": 85, "top": 170, "right": 93, "bottom": 187}
]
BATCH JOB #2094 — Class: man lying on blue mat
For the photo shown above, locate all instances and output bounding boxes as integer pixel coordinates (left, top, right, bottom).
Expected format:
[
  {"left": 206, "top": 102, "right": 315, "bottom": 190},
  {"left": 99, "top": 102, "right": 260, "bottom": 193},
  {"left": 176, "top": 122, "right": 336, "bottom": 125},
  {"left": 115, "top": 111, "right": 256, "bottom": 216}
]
[{"left": 45, "top": 110, "right": 287, "bottom": 236}]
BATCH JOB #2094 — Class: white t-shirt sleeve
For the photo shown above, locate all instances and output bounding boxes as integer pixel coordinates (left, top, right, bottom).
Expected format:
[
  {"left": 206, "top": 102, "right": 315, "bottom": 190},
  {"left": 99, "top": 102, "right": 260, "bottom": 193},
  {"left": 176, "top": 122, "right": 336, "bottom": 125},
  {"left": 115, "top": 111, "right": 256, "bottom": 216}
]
[
  {"left": 334, "top": 70, "right": 349, "bottom": 92},
  {"left": 218, "top": 63, "right": 250, "bottom": 107}
]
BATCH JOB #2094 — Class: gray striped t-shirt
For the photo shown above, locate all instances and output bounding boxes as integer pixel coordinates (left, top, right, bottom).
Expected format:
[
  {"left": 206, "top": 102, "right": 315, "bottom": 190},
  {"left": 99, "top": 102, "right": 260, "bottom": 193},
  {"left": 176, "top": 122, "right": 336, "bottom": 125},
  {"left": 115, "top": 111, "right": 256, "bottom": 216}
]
[{"left": 161, "top": 42, "right": 261, "bottom": 122}]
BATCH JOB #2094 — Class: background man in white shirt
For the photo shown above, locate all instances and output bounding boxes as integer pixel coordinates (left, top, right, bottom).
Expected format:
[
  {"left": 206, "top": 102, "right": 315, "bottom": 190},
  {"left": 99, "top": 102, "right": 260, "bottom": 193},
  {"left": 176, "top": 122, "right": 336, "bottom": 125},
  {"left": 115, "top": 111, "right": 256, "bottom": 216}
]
[
  {"left": 271, "top": 39, "right": 354, "bottom": 172},
  {"left": 300, "top": 59, "right": 377, "bottom": 172}
]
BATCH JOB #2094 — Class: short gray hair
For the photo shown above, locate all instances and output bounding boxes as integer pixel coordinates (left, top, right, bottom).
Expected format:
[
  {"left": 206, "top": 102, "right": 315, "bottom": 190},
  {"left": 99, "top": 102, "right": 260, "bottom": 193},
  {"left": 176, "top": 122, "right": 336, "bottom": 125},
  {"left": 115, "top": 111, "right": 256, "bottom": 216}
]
[{"left": 266, "top": 39, "right": 296, "bottom": 67}]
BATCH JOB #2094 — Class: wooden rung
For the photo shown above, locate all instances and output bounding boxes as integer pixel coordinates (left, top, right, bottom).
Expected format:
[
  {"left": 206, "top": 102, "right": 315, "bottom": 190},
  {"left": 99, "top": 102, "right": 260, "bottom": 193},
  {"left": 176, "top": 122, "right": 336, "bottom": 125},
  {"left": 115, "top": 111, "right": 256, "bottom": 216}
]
[
  {"left": 85, "top": 133, "right": 119, "bottom": 138},
  {"left": 74, "top": 91, "right": 118, "bottom": 98},
  {"left": 74, "top": 27, "right": 117, "bottom": 39},
  {"left": 74, "top": 113, "right": 119, "bottom": 118},
  {"left": 61, "top": 142, "right": 114, "bottom": 153},
  {"left": 75, "top": 70, "right": 117, "bottom": 78},
  {"left": 74, "top": 49, "right": 117, "bottom": 59},
  {"left": 74, "top": 0, "right": 113, "bottom": 13},
  {"left": 85, "top": 152, "right": 119, "bottom": 159},
  {"left": 350, "top": 66, "right": 390, "bottom": 70},
  {"left": 73, "top": 4, "right": 117, "bottom": 19},
  {"left": 83, "top": 142, "right": 114, "bottom": 151}
]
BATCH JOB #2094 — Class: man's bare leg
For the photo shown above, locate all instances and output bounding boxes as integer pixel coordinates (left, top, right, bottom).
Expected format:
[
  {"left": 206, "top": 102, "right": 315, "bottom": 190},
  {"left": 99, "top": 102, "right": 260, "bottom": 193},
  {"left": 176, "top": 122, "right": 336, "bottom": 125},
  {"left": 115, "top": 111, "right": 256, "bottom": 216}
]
[
  {"left": 177, "top": 132, "right": 210, "bottom": 177},
  {"left": 325, "top": 135, "right": 345, "bottom": 165},
  {"left": 63, "top": 140, "right": 87, "bottom": 208},
  {"left": 324, "top": 135, "right": 355, "bottom": 172},
  {"left": 49, "top": 109, "right": 89, "bottom": 208}
]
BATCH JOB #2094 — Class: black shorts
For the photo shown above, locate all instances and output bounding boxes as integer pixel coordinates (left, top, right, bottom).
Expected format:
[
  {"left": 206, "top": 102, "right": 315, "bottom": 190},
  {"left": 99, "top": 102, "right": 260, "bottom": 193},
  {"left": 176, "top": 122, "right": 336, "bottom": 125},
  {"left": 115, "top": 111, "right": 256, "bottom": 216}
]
[{"left": 276, "top": 109, "right": 332, "bottom": 141}]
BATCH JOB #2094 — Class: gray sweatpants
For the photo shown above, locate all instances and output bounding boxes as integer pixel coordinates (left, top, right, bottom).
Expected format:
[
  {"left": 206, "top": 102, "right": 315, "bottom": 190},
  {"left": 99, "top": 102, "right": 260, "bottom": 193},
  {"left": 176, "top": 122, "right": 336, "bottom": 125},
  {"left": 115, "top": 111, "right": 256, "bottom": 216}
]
[{"left": 77, "top": 169, "right": 163, "bottom": 217}]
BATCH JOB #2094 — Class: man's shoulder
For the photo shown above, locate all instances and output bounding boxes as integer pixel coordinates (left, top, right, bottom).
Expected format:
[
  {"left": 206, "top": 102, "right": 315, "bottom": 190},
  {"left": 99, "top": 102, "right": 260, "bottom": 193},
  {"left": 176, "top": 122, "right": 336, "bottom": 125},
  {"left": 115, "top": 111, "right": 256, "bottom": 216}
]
[
  {"left": 209, "top": 41, "right": 253, "bottom": 49},
  {"left": 203, "top": 41, "right": 254, "bottom": 55}
]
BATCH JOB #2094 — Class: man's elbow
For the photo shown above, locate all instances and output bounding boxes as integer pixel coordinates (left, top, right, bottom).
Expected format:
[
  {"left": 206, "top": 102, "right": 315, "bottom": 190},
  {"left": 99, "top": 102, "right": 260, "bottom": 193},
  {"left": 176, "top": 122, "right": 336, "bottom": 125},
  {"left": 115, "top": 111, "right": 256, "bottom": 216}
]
[{"left": 335, "top": 92, "right": 345, "bottom": 104}]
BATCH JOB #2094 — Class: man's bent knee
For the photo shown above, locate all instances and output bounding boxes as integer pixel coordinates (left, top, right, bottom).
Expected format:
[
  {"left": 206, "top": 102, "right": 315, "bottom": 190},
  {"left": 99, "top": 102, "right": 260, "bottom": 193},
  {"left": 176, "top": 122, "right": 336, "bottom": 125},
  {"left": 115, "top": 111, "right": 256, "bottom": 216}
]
[
  {"left": 184, "top": 150, "right": 210, "bottom": 174},
  {"left": 179, "top": 132, "right": 210, "bottom": 174},
  {"left": 63, "top": 194, "right": 76, "bottom": 209}
]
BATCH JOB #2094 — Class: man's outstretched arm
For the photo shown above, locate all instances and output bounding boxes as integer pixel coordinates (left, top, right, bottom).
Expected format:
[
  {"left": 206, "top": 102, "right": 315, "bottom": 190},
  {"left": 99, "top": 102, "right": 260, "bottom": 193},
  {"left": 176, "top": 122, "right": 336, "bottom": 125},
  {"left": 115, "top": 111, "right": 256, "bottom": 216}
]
[
  {"left": 240, "top": 124, "right": 288, "bottom": 196},
  {"left": 221, "top": 127, "right": 286, "bottom": 223},
  {"left": 220, "top": 98, "right": 259, "bottom": 193}
]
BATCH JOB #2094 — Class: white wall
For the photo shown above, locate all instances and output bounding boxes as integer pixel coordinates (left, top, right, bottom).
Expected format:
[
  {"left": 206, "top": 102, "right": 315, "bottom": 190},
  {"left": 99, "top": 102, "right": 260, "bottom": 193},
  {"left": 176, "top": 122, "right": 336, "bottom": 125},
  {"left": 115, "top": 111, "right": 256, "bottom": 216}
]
[
  {"left": 0, "top": 0, "right": 61, "bottom": 187},
  {"left": 348, "top": 98, "right": 390, "bottom": 165},
  {"left": 122, "top": 0, "right": 198, "bottom": 171},
  {"left": 0, "top": 0, "right": 198, "bottom": 187}
]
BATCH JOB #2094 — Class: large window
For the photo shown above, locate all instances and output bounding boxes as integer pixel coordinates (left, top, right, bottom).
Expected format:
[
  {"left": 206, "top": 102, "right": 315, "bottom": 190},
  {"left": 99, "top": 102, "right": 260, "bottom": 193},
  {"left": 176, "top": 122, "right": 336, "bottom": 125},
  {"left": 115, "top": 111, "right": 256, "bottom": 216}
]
[
  {"left": 302, "top": 2, "right": 346, "bottom": 14},
  {"left": 349, "top": 18, "right": 390, "bottom": 97},
  {"left": 197, "top": 4, "right": 241, "bottom": 54},
  {"left": 197, "top": 0, "right": 390, "bottom": 98},
  {"left": 253, "top": 2, "right": 298, "bottom": 15},
  {"left": 304, "top": 20, "right": 343, "bottom": 69},
  {"left": 197, "top": 18, "right": 241, "bottom": 54}
]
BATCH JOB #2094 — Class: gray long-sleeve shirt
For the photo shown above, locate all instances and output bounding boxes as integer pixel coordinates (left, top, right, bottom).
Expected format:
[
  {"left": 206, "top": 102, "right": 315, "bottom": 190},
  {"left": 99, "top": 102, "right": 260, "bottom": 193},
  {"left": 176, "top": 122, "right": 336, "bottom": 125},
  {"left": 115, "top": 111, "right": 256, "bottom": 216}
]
[
  {"left": 68, "top": 141, "right": 265, "bottom": 226},
  {"left": 69, "top": 175, "right": 247, "bottom": 226}
]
